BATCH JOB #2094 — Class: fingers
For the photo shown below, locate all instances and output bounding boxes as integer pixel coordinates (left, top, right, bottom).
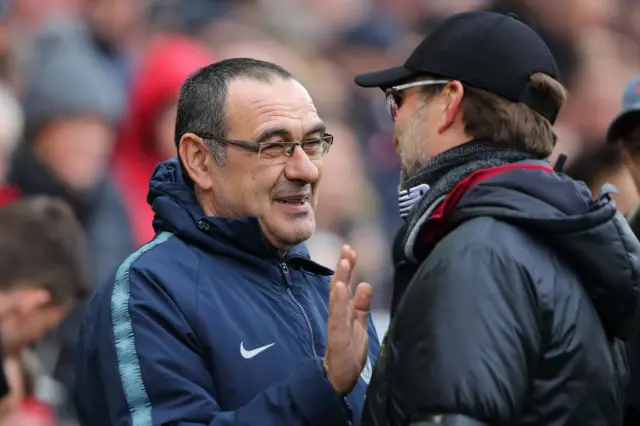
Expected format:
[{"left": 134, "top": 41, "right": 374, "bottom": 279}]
[
  {"left": 330, "top": 245, "right": 357, "bottom": 294},
  {"left": 353, "top": 282, "right": 372, "bottom": 324},
  {"left": 342, "top": 246, "right": 357, "bottom": 293},
  {"left": 329, "top": 280, "right": 350, "bottom": 323},
  {"left": 332, "top": 258, "right": 352, "bottom": 292}
]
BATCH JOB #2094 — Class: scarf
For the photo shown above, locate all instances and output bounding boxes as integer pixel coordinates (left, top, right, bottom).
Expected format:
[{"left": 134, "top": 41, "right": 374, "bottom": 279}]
[
  {"left": 395, "top": 139, "right": 537, "bottom": 263},
  {"left": 390, "top": 139, "right": 538, "bottom": 316}
]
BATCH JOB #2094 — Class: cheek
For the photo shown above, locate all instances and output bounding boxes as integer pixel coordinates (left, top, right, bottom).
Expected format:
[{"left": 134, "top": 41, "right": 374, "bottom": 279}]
[
  {"left": 311, "top": 164, "right": 324, "bottom": 205},
  {"left": 235, "top": 168, "right": 281, "bottom": 213}
]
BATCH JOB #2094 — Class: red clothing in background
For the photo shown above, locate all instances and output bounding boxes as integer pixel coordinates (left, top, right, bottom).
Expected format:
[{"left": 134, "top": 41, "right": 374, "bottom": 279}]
[{"left": 111, "top": 35, "right": 213, "bottom": 246}]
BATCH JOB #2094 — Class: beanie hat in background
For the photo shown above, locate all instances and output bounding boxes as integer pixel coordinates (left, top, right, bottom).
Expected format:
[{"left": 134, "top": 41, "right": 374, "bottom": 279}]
[{"left": 21, "top": 17, "right": 124, "bottom": 133}]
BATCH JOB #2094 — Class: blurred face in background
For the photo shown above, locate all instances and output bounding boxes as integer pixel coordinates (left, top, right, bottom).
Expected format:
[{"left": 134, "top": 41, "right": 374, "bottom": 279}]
[
  {"left": 564, "top": 35, "right": 635, "bottom": 144},
  {"left": 315, "top": 121, "right": 365, "bottom": 232},
  {"left": 33, "top": 116, "right": 114, "bottom": 190},
  {"left": 153, "top": 102, "right": 178, "bottom": 161},
  {"left": 8, "top": 0, "right": 82, "bottom": 28},
  {"left": 0, "top": 287, "right": 71, "bottom": 356},
  {"left": 85, "top": 0, "right": 146, "bottom": 50},
  {"left": 182, "top": 77, "right": 327, "bottom": 250},
  {"left": 622, "top": 124, "right": 640, "bottom": 188}
]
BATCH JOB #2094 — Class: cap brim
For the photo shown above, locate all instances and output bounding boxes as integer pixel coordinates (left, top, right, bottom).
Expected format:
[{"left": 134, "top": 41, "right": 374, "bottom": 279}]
[
  {"left": 607, "top": 107, "right": 640, "bottom": 143},
  {"left": 354, "top": 66, "right": 418, "bottom": 89}
]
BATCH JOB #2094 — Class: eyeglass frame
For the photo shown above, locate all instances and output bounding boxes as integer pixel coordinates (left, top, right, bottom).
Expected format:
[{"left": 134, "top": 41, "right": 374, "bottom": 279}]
[
  {"left": 385, "top": 79, "right": 450, "bottom": 121},
  {"left": 196, "top": 133, "right": 335, "bottom": 162}
]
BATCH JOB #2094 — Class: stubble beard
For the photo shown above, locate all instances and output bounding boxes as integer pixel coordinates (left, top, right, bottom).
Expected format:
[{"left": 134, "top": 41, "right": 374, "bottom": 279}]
[
  {"left": 397, "top": 106, "right": 430, "bottom": 187},
  {"left": 398, "top": 133, "right": 428, "bottom": 187}
]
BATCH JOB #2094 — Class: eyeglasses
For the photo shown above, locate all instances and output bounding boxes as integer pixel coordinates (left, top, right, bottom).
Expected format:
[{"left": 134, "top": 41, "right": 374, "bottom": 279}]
[
  {"left": 199, "top": 133, "right": 334, "bottom": 164},
  {"left": 384, "top": 79, "right": 450, "bottom": 121}
]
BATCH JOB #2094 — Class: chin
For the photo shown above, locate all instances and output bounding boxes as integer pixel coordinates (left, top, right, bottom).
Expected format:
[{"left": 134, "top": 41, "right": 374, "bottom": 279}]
[{"left": 266, "top": 219, "right": 316, "bottom": 250}]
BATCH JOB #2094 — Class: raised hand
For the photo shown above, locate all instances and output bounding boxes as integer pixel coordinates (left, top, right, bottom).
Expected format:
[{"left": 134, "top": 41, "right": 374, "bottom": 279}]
[{"left": 323, "top": 245, "right": 373, "bottom": 396}]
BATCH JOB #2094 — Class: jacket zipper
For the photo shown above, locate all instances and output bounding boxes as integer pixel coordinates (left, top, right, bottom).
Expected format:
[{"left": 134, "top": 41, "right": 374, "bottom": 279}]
[{"left": 280, "top": 261, "right": 318, "bottom": 358}]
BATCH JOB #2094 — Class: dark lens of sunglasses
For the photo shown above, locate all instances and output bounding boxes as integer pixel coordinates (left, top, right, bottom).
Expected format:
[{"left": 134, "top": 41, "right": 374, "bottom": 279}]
[
  {"left": 386, "top": 94, "right": 398, "bottom": 121},
  {"left": 393, "top": 92, "right": 403, "bottom": 108}
]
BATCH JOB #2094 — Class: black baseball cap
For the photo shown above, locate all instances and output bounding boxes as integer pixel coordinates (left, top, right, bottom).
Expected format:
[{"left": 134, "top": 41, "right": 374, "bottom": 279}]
[{"left": 354, "top": 11, "right": 561, "bottom": 124}]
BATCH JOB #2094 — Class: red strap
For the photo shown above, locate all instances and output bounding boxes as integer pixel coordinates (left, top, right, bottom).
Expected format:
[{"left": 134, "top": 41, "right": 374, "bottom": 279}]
[
  {"left": 0, "top": 185, "right": 20, "bottom": 206},
  {"left": 424, "top": 163, "right": 553, "bottom": 242},
  {"left": 16, "top": 398, "right": 55, "bottom": 424}
]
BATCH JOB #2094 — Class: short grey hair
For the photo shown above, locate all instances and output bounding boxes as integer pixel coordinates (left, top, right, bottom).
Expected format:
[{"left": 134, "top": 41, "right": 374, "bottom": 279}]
[
  {"left": 204, "top": 139, "right": 228, "bottom": 165},
  {"left": 175, "top": 57, "right": 294, "bottom": 166}
]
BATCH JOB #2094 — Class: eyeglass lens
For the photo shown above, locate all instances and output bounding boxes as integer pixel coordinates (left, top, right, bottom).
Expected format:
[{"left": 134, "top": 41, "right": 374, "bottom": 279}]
[
  {"left": 258, "top": 138, "right": 331, "bottom": 163},
  {"left": 386, "top": 91, "right": 400, "bottom": 121}
]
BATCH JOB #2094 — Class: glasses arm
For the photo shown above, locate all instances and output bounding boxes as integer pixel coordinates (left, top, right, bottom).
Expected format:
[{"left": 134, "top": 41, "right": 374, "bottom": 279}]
[
  {"left": 203, "top": 136, "right": 261, "bottom": 153},
  {"left": 389, "top": 79, "right": 450, "bottom": 92}
]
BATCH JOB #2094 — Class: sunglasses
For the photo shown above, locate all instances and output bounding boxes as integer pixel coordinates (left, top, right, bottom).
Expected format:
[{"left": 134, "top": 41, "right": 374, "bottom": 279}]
[{"left": 384, "top": 79, "right": 450, "bottom": 121}]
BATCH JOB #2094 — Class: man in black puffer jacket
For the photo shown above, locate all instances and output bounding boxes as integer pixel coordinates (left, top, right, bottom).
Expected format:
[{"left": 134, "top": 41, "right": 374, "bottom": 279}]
[{"left": 354, "top": 11, "right": 640, "bottom": 426}]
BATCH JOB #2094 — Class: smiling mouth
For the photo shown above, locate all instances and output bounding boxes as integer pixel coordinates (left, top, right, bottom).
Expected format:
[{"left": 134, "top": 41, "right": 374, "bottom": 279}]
[{"left": 275, "top": 195, "right": 309, "bottom": 205}]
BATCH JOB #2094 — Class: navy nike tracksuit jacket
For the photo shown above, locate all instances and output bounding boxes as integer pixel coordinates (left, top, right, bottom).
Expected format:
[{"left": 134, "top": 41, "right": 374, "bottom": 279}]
[{"left": 75, "top": 157, "right": 380, "bottom": 425}]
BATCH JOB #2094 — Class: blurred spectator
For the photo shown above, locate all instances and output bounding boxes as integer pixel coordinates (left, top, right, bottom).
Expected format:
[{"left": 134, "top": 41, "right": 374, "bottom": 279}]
[
  {"left": 0, "top": 352, "right": 56, "bottom": 426},
  {"left": 561, "top": 30, "right": 638, "bottom": 147},
  {"left": 0, "top": 356, "right": 27, "bottom": 423},
  {"left": 604, "top": 73, "right": 640, "bottom": 426},
  {"left": 112, "top": 34, "right": 213, "bottom": 246},
  {"left": 7, "top": 19, "right": 133, "bottom": 419},
  {"left": 82, "top": 0, "right": 148, "bottom": 89},
  {"left": 0, "top": 195, "right": 88, "bottom": 424},
  {"left": 489, "top": 0, "right": 618, "bottom": 88},
  {"left": 148, "top": 0, "right": 231, "bottom": 36},
  {"left": 0, "top": 83, "right": 22, "bottom": 186},
  {"left": 564, "top": 141, "right": 639, "bottom": 214}
]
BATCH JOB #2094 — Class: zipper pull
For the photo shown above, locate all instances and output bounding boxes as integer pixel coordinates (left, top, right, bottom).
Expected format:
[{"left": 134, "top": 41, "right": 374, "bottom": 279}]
[
  {"left": 280, "top": 262, "right": 292, "bottom": 287},
  {"left": 197, "top": 220, "right": 211, "bottom": 232}
]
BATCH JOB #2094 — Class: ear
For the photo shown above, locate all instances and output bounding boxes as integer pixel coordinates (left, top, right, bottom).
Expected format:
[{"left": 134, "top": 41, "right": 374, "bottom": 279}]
[
  {"left": 437, "top": 80, "right": 465, "bottom": 134},
  {"left": 14, "top": 288, "right": 51, "bottom": 317},
  {"left": 178, "top": 133, "right": 214, "bottom": 190}
]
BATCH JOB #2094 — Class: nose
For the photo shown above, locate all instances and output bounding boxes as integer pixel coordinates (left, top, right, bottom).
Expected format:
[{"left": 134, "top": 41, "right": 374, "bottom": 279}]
[{"left": 284, "top": 145, "right": 320, "bottom": 183}]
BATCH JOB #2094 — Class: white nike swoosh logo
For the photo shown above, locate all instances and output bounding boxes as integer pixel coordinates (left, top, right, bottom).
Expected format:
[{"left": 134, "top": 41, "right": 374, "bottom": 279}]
[{"left": 240, "top": 342, "right": 275, "bottom": 359}]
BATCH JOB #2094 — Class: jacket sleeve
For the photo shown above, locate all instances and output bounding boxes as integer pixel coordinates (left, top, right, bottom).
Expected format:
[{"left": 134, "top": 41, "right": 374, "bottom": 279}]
[
  {"left": 391, "top": 243, "right": 542, "bottom": 424},
  {"left": 98, "top": 265, "right": 351, "bottom": 426}
]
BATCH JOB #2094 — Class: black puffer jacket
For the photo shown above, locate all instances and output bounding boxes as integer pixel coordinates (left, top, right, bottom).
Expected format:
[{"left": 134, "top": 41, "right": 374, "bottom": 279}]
[{"left": 363, "top": 163, "right": 640, "bottom": 426}]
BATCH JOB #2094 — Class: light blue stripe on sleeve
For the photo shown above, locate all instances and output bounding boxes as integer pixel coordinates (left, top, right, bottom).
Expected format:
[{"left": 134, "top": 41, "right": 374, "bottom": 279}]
[{"left": 111, "top": 231, "right": 174, "bottom": 426}]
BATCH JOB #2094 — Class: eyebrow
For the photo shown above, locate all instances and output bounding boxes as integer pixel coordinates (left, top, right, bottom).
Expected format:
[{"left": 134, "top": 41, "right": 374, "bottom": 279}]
[{"left": 255, "top": 122, "right": 327, "bottom": 142}]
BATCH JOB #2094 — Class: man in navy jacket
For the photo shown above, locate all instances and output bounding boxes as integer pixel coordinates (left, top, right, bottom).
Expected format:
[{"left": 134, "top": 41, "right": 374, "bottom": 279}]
[{"left": 75, "top": 58, "right": 380, "bottom": 425}]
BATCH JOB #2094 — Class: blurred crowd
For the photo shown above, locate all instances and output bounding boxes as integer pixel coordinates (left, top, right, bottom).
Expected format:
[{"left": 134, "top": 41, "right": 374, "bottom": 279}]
[{"left": 0, "top": 0, "right": 638, "bottom": 423}]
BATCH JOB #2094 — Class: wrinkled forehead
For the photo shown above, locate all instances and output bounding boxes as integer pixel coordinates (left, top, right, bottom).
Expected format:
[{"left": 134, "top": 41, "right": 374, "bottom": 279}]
[{"left": 226, "top": 77, "right": 325, "bottom": 141}]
